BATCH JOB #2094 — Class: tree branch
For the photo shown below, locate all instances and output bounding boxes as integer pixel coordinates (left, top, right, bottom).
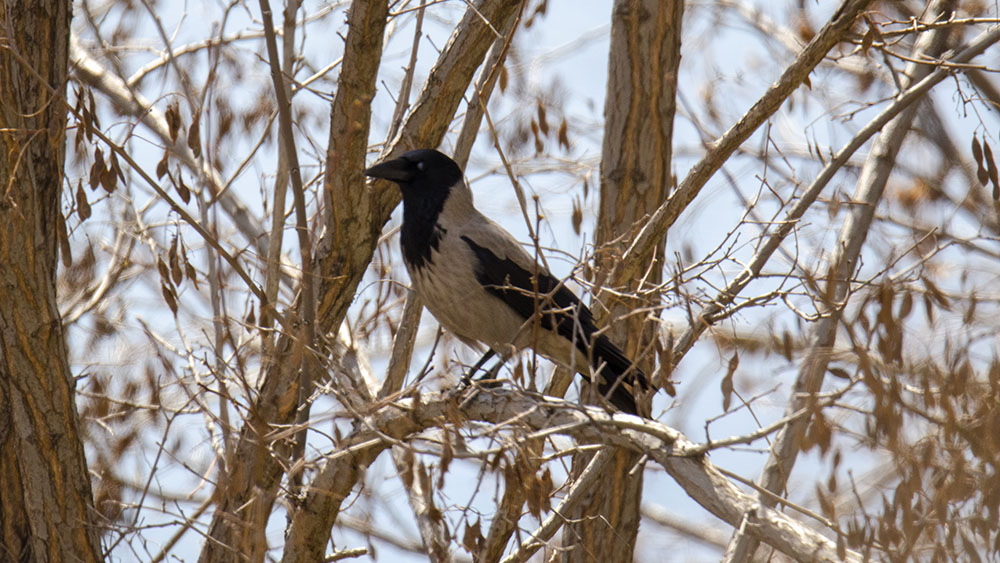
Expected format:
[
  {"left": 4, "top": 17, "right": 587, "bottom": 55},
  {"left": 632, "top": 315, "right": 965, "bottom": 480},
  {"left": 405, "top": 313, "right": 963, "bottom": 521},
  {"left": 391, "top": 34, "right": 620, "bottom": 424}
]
[
  {"left": 618, "top": 0, "right": 873, "bottom": 283},
  {"left": 669, "top": 17, "right": 1000, "bottom": 368},
  {"left": 70, "top": 36, "right": 269, "bottom": 256},
  {"left": 290, "top": 388, "right": 861, "bottom": 563},
  {"left": 500, "top": 449, "right": 614, "bottom": 563},
  {"left": 725, "top": 2, "right": 963, "bottom": 559}
]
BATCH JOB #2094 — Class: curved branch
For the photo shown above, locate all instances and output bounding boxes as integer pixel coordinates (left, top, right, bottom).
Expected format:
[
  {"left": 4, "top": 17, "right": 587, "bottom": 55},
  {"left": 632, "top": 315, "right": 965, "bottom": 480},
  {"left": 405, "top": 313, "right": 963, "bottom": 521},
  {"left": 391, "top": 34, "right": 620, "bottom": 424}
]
[
  {"left": 287, "top": 388, "right": 860, "bottom": 563},
  {"left": 70, "top": 36, "right": 269, "bottom": 256}
]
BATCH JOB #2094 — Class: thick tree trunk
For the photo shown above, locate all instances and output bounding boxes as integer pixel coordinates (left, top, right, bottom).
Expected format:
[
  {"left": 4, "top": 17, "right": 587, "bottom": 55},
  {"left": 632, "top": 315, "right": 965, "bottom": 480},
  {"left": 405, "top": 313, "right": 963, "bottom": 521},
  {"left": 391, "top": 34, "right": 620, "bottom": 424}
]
[
  {"left": 560, "top": 1, "right": 682, "bottom": 561},
  {"left": 0, "top": 1, "right": 103, "bottom": 561},
  {"left": 199, "top": 1, "right": 524, "bottom": 560}
]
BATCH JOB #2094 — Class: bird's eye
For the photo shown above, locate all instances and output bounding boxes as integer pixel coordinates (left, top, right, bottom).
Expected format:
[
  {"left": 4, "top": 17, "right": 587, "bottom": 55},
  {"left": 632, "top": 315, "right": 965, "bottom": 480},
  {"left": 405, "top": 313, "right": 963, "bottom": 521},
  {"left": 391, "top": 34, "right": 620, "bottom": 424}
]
[{"left": 416, "top": 161, "right": 425, "bottom": 171}]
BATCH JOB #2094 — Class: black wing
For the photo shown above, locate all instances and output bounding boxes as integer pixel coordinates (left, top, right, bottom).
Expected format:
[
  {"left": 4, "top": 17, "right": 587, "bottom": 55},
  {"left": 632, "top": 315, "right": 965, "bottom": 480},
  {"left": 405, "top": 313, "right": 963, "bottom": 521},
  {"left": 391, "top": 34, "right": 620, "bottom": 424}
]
[
  {"left": 461, "top": 236, "right": 647, "bottom": 414},
  {"left": 461, "top": 236, "right": 594, "bottom": 345}
]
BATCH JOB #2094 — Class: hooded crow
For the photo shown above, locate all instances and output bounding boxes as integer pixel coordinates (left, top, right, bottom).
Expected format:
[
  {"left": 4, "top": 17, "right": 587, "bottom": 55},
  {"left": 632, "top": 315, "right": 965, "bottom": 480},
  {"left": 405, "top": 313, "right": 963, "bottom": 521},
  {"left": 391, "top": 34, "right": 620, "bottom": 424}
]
[{"left": 365, "top": 148, "right": 648, "bottom": 415}]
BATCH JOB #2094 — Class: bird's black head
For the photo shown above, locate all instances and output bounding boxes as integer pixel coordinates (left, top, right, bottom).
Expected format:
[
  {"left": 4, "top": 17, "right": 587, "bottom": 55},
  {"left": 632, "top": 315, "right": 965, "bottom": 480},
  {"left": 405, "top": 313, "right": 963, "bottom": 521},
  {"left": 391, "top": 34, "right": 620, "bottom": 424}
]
[
  {"left": 364, "top": 149, "right": 463, "bottom": 197},
  {"left": 365, "top": 149, "right": 464, "bottom": 270}
]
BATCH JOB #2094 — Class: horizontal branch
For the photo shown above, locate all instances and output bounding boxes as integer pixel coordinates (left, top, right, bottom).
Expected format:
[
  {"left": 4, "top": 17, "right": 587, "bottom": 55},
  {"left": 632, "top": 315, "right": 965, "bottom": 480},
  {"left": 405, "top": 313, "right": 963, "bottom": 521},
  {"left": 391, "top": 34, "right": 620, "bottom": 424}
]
[{"left": 290, "top": 388, "right": 859, "bottom": 563}]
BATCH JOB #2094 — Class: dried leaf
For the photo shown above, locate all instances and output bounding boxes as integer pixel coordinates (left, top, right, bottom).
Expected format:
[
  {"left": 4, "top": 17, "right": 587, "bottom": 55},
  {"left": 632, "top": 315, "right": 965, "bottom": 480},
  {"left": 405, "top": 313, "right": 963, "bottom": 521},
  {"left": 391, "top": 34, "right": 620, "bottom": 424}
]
[
  {"left": 87, "top": 89, "right": 100, "bottom": 130},
  {"left": 169, "top": 238, "right": 183, "bottom": 285},
  {"left": 557, "top": 118, "right": 570, "bottom": 150},
  {"left": 245, "top": 303, "right": 256, "bottom": 326},
  {"left": 462, "top": 518, "right": 483, "bottom": 554},
  {"left": 57, "top": 211, "right": 72, "bottom": 268},
  {"left": 721, "top": 351, "right": 738, "bottom": 412},
  {"left": 100, "top": 167, "right": 117, "bottom": 193},
  {"left": 972, "top": 135, "right": 984, "bottom": 164},
  {"left": 536, "top": 100, "right": 548, "bottom": 135},
  {"left": 177, "top": 176, "right": 191, "bottom": 204},
  {"left": 923, "top": 292, "right": 935, "bottom": 325},
  {"left": 76, "top": 182, "right": 91, "bottom": 221},
  {"left": 898, "top": 291, "right": 913, "bottom": 320},
  {"left": 184, "top": 260, "right": 199, "bottom": 289},
  {"left": 571, "top": 197, "right": 582, "bottom": 235},
  {"left": 498, "top": 65, "right": 508, "bottom": 93},
  {"left": 861, "top": 27, "right": 874, "bottom": 54},
  {"left": 156, "top": 152, "right": 169, "bottom": 181},
  {"left": 109, "top": 150, "right": 125, "bottom": 182},
  {"left": 187, "top": 113, "right": 202, "bottom": 158},
  {"left": 963, "top": 292, "right": 977, "bottom": 325},
  {"left": 89, "top": 158, "right": 103, "bottom": 191},
  {"left": 81, "top": 105, "right": 93, "bottom": 142},
  {"left": 157, "top": 257, "right": 171, "bottom": 282},
  {"left": 984, "top": 141, "right": 999, "bottom": 194},
  {"left": 828, "top": 367, "right": 851, "bottom": 380},
  {"left": 922, "top": 277, "right": 950, "bottom": 310},
  {"left": 161, "top": 282, "right": 178, "bottom": 315},
  {"left": 165, "top": 101, "right": 181, "bottom": 144},
  {"left": 974, "top": 136, "right": 990, "bottom": 186}
]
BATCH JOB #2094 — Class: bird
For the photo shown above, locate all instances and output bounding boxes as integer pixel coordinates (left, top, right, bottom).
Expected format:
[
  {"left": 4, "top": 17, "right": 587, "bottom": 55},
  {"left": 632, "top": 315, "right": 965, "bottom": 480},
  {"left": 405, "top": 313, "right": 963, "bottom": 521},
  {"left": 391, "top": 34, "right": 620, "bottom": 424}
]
[{"left": 365, "top": 148, "right": 648, "bottom": 415}]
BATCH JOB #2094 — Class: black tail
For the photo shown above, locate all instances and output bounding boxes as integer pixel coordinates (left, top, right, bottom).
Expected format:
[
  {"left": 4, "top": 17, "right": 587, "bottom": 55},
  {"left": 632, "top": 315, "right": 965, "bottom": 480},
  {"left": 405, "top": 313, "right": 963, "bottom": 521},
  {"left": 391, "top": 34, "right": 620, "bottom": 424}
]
[{"left": 590, "top": 335, "right": 648, "bottom": 415}]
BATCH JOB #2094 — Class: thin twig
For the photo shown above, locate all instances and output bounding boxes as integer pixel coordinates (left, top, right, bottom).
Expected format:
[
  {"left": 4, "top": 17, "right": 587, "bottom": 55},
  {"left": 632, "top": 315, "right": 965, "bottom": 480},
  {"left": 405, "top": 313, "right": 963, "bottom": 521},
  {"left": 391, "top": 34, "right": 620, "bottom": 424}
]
[
  {"left": 500, "top": 449, "right": 614, "bottom": 563},
  {"left": 257, "top": 0, "right": 317, "bottom": 496},
  {"left": 619, "top": 0, "right": 874, "bottom": 281}
]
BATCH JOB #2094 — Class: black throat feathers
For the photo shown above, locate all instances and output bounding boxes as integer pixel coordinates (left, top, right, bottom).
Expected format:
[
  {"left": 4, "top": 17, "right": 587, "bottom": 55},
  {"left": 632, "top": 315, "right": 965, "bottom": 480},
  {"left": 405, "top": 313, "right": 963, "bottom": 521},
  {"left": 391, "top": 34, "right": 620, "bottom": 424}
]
[{"left": 400, "top": 185, "right": 450, "bottom": 270}]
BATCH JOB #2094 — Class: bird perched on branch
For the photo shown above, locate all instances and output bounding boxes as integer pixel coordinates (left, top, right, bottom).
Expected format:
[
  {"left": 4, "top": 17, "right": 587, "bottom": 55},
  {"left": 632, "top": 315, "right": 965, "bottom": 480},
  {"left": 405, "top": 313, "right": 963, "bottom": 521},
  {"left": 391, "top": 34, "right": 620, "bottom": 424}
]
[{"left": 365, "top": 149, "right": 648, "bottom": 415}]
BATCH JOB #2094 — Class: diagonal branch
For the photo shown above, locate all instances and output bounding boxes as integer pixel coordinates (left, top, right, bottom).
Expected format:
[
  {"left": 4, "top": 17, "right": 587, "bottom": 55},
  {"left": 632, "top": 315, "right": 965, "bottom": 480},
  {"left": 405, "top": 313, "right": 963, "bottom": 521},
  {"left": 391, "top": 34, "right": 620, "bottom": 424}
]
[
  {"left": 70, "top": 36, "right": 269, "bottom": 256},
  {"left": 285, "top": 388, "right": 862, "bottom": 563},
  {"left": 724, "top": 2, "right": 965, "bottom": 560},
  {"left": 669, "top": 18, "right": 1000, "bottom": 370},
  {"left": 617, "top": 0, "right": 873, "bottom": 284},
  {"left": 500, "top": 449, "right": 614, "bottom": 563}
]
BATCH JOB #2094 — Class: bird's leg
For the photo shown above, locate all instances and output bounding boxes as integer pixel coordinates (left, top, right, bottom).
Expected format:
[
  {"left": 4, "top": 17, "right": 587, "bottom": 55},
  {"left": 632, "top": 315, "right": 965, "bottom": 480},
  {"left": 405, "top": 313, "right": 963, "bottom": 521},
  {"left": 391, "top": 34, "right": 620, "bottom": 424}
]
[
  {"left": 476, "top": 358, "right": 505, "bottom": 389},
  {"left": 461, "top": 349, "right": 496, "bottom": 388}
]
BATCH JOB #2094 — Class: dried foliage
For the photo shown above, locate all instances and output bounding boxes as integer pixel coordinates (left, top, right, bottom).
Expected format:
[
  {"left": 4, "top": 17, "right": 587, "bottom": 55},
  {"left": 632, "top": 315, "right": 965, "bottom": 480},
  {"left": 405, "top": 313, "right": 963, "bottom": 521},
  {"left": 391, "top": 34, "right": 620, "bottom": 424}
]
[{"left": 16, "top": 0, "right": 1000, "bottom": 561}]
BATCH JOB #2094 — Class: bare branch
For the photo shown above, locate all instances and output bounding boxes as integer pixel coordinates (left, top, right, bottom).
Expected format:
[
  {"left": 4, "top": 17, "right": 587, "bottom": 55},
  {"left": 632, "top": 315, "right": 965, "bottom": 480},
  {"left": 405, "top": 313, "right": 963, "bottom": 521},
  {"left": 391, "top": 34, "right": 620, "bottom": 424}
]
[
  {"left": 500, "top": 449, "right": 614, "bottom": 563},
  {"left": 726, "top": 2, "right": 964, "bottom": 559},
  {"left": 293, "top": 388, "right": 861, "bottom": 563},
  {"left": 619, "top": 0, "right": 873, "bottom": 282},
  {"left": 670, "top": 19, "right": 1000, "bottom": 367},
  {"left": 70, "top": 36, "right": 269, "bottom": 254}
]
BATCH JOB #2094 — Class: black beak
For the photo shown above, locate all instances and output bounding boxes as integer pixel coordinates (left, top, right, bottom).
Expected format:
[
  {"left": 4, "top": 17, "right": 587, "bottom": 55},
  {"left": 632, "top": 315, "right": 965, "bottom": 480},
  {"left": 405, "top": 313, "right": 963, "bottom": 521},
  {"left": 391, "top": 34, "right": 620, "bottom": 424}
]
[{"left": 364, "top": 157, "right": 414, "bottom": 183}]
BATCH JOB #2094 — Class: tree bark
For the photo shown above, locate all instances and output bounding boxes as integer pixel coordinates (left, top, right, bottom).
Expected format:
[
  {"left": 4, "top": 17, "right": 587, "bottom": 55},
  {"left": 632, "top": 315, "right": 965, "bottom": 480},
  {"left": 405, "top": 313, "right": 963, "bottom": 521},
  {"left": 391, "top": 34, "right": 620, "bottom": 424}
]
[
  {"left": 199, "top": 1, "right": 524, "bottom": 560},
  {"left": 560, "top": 1, "right": 682, "bottom": 561},
  {"left": 724, "top": 2, "right": 958, "bottom": 560},
  {"left": 0, "top": 1, "right": 103, "bottom": 561}
]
